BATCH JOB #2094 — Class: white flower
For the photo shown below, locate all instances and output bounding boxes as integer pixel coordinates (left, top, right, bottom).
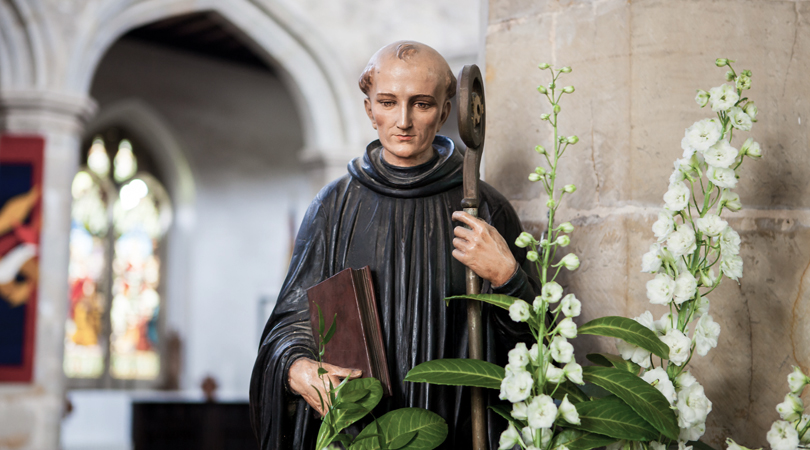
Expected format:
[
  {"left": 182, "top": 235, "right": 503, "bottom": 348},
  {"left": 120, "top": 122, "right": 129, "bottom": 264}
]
[
  {"left": 664, "top": 182, "right": 691, "bottom": 212},
  {"left": 558, "top": 395, "right": 580, "bottom": 424},
  {"left": 788, "top": 366, "right": 810, "bottom": 394},
  {"left": 720, "top": 254, "right": 743, "bottom": 281},
  {"left": 680, "top": 441, "right": 695, "bottom": 450},
  {"left": 744, "top": 102, "right": 758, "bottom": 121},
  {"left": 776, "top": 393, "right": 804, "bottom": 422},
  {"left": 709, "top": 84, "right": 740, "bottom": 112},
  {"left": 725, "top": 438, "right": 762, "bottom": 450},
  {"left": 670, "top": 167, "right": 686, "bottom": 186},
  {"left": 546, "top": 365, "right": 565, "bottom": 384},
  {"left": 695, "top": 90, "right": 710, "bottom": 107},
  {"left": 561, "top": 294, "right": 581, "bottom": 317},
  {"left": 741, "top": 137, "right": 762, "bottom": 159},
  {"left": 660, "top": 329, "right": 692, "bottom": 366},
  {"left": 707, "top": 166, "right": 738, "bottom": 189},
  {"left": 557, "top": 318, "right": 578, "bottom": 339},
  {"left": 721, "top": 190, "right": 742, "bottom": 211},
  {"left": 673, "top": 272, "right": 698, "bottom": 305},
  {"left": 616, "top": 339, "right": 652, "bottom": 369},
  {"left": 521, "top": 427, "right": 535, "bottom": 446},
  {"left": 654, "top": 312, "right": 675, "bottom": 335},
  {"left": 529, "top": 343, "right": 545, "bottom": 365},
  {"left": 728, "top": 107, "right": 753, "bottom": 131},
  {"left": 675, "top": 371, "right": 697, "bottom": 390},
  {"left": 533, "top": 296, "right": 547, "bottom": 314},
  {"left": 499, "top": 423, "right": 520, "bottom": 450},
  {"left": 511, "top": 401, "right": 528, "bottom": 420},
  {"left": 719, "top": 227, "right": 741, "bottom": 257},
  {"left": 646, "top": 273, "right": 676, "bottom": 305},
  {"left": 635, "top": 311, "right": 656, "bottom": 332},
  {"left": 695, "top": 294, "right": 711, "bottom": 317},
  {"left": 667, "top": 224, "right": 697, "bottom": 258},
  {"left": 703, "top": 140, "right": 739, "bottom": 169},
  {"left": 653, "top": 211, "right": 676, "bottom": 242},
  {"left": 642, "top": 243, "right": 664, "bottom": 273},
  {"left": 694, "top": 314, "right": 721, "bottom": 356},
  {"left": 651, "top": 442, "right": 667, "bottom": 450},
  {"left": 679, "top": 422, "right": 706, "bottom": 442},
  {"left": 799, "top": 416, "right": 810, "bottom": 444},
  {"left": 508, "top": 343, "right": 531, "bottom": 369},
  {"left": 696, "top": 214, "right": 728, "bottom": 237},
  {"left": 684, "top": 118, "right": 723, "bottom": 152},
  {"left": 564, "top": 362, "right": 584, "bottom": 384},
  {"left": 509, "top": 300, "right": 531, "bottom": 322},
  {"left": 500, "top": 366, "right": 534, "bottom": 403},
  {"left": 681, "top": 136, "right": 697, "bottom": 159},
  {"left": 677, "top": 382, "right": 712, "bottom": 428},
  {"left": 642, "top": 367, "right": 677, "bottom": 405},
  {"left": 767, "top": 420, "right": 800, "bottom": 450},
  {"left": 542, "top": 281, "right": 563, "bottom": 303},
  {"left": 527, "top": 394, "right": 557, "bottom": 429},
  {"left": 560, "top": 253, "right": 580, "bottom": 271},
  {"left": 550, "top": 336, "right": 574, "bottom": 364}
]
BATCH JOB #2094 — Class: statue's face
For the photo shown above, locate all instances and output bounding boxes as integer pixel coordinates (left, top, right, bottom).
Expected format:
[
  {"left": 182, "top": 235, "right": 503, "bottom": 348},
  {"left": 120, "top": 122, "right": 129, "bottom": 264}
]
[{"left": 364, "top": 56, "right": 451, "bottom": 167}]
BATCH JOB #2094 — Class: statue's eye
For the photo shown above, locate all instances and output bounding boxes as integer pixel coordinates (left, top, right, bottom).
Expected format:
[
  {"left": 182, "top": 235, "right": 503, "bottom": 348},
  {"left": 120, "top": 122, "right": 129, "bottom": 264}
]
[
  {"left": 379, "top": 101, "right": 395, "bottom": 107},
  {"left": 415, "top": 102, "right": 431, "bottom": 109}
]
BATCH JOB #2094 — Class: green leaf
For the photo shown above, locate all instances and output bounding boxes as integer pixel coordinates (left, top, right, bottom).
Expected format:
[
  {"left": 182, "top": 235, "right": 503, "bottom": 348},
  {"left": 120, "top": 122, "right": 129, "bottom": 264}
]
[
  {"left": 333, "top": 434, "right": 354, "bottom": 447},
  {"left": 578, "top": 316, "right": 670, "bottom": 359},
  {"left": 572, "top": 396, "right": 660, "bottom": 441},
  {"left": 404, "top": 359, "right": 505, "bottom": 390},
  {"left": 323, "top": 313, "right": 338, "bottom": 345},
  {"left": 317, "top": 304, "right": 325, "bottom": 335},
  {"left": 318, "top": 367, "right": 328, "bottom": 377},
  {"left": 582, "top": 366, "right": 679, "bottom": 440},
  {"left": 548, "top": 380, "right": 589, "bottom": 404},
  {"left": 552, "top": 429, "right": 618, "bottom": 450},
  {"left": 339, "top": 388, "right": 370, "bottom": 403},
  {"left": 578, "top": 383, "right": 612, "bottom": 400},
  {"left": 688, "top": 440, "right": 720, "bottom": 450},
  {"left": 350, "top": 408, "right": 448, "bottom": 450},
  {"left": 587, "top": 353, "right": 642, "bottom": 375},
  {"left": 443, "top": 293, "right": 517, "bottom": 310},
  {"left": 329, "top": 378, "right": 384, "bottom": 432}
]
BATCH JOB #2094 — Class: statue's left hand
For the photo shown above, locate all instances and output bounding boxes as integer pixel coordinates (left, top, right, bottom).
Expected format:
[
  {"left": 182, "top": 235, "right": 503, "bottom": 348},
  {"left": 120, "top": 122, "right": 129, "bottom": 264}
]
[{"left": 451, "top": 211, "right": 518, "bottom": 287}]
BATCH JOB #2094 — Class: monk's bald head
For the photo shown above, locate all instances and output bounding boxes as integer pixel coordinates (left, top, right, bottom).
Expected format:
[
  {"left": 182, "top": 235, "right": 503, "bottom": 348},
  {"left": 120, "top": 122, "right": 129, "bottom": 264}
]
[{"left": 359, "top": 41, "right": 457, "bottom": 101}]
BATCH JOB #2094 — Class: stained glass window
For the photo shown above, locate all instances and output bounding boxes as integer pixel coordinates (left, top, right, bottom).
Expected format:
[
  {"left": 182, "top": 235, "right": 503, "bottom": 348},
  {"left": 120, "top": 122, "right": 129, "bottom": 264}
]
[{"left": 64, "top": 133, "right": 171, "bottom": 383}]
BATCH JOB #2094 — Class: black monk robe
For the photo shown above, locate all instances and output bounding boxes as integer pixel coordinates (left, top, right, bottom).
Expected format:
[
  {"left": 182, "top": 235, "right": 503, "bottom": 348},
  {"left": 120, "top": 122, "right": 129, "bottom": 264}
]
[{"left": 250, "top": 136, "right": 539, "bottom": 450}]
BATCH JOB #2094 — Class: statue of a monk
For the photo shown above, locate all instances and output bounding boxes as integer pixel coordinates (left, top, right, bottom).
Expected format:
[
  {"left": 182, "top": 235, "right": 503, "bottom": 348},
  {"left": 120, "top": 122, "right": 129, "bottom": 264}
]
[{"left": 249, "top": 41, "right": 539, "bottom": 449}]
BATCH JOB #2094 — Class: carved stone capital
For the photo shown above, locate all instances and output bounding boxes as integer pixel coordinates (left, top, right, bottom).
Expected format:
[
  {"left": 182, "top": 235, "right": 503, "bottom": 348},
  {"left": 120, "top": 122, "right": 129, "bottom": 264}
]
[{"left": 0, "top": 89, "right": 98, "bottom": 135}]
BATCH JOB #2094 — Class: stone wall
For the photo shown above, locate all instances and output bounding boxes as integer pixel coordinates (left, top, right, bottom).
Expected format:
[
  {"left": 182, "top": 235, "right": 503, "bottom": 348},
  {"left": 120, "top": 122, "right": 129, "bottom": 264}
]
[{"left": 483, "top": 0, "right": 810, "bottom": 447}]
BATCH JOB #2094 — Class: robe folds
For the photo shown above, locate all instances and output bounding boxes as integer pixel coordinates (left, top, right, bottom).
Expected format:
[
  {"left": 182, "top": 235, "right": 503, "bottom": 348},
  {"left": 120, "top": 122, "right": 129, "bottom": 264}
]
[{"left": 249, "top": 136, "right": 539, "bottom": 450}]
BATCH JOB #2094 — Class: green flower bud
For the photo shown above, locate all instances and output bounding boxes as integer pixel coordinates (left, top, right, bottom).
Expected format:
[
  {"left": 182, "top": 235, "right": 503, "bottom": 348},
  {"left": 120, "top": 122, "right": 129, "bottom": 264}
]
[
  {"left": 567, "top": 136, "right": 579, "bottom": 144},
  {"left": 526, "top": 250, "right": 539, "bottom": 262},
  {"left": 742, "top": 69, "right": 752, "bottom": 77},
  {"left": 560, "top": 66, "right": 572, "bottom": 73},
  {"left": 528, "top": 173, "right": 542, "bottom": 182},
  {"left": 563, "top": 184, "right": 577, "bottom": 194},
  {"left": 558, "top": 222, "right": 574, "bottom": 233},
  {"left": 715, "top": 58, "right": 729, "bottom": 67},
  {"left": 560, "top": 253, "right": 580, "bottom": 270},
  {"left": 725, "top": 70, "right": 735, "bottom": 81},
  {"left": 538, "top": 63, "right": 550, "bottom": 70},
  {"left": 555, "top": 235, "right": 571, "bottom": 247},
  {"left": 695, "top": 89, "right": 709, "bottom": 108},
  {"left": 548, "top": 82, "right": 556, "bottom": 90},
  {"left": 553, "top": 104, "right": 561, "bottom": 114},
  {"left": 563, "top": 86, "right": 575, "bottom": 93},
  {"left": 540, "top": 113, "right": 550, "bottom": 121},
  {"left": 535, "top": 144, "right": 546, "bottom": 155},
  {"left": 744, "top": 101, "right": 758, "bottom": 121},
  {"left": 535, "top": 166, "right": 547, "bottom": 175},
  {"left": 740, "top": 137, "right": 762, "bottom": 159},
  {"left": 537, "top": 85, "right": 548, "bottom": 94},
  {"left": 546, "top": 197, "right": 556, "bottom": 208},
  {"left": 515, "top": 231, "right": 534, "bottom": 248}
]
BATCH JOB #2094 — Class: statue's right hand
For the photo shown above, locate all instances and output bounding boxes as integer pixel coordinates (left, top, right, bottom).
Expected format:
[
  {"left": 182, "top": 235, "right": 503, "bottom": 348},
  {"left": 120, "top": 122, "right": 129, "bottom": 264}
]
[{"left": 288, "top": 358, "right": 362, "bottom": 417}]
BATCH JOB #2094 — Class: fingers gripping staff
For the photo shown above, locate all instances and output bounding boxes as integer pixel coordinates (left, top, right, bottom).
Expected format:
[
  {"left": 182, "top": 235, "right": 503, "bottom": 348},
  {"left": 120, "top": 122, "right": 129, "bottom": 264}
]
[{"left": 458, "top": 64, "right": 488, "bottom": 450}]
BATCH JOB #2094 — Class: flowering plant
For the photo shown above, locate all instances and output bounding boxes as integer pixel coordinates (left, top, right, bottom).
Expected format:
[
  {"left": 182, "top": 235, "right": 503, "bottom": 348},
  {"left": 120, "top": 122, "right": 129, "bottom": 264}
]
[{"left": 406, "top": 57, "right": 763, "bottom": 450}]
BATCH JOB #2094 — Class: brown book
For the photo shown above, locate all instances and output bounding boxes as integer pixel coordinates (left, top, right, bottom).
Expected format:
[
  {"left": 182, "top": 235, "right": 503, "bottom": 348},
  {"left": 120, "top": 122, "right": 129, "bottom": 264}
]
[{"left": 306, "top": 266, "right": 392, "bottom": 397}]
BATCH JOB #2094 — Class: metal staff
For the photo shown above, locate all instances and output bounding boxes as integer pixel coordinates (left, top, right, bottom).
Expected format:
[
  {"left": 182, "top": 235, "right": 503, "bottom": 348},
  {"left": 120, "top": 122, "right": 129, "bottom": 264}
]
[{"left": 457, "top": 64, "right": 487, "bottom": 450}]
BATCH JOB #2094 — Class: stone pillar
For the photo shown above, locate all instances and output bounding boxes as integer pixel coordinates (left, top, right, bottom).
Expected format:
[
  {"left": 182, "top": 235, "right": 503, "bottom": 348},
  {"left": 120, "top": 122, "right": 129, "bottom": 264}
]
[
  {"left": 0, "top": 89, "right": 97, "bottom": 450},
  {"left": 483, "top": 1, "right": 810, "bottom": 447}
]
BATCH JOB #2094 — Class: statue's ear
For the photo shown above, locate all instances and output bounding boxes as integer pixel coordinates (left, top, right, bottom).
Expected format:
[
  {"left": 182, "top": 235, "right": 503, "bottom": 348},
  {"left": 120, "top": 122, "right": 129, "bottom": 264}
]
[
  {"left": 438, "top": 99, "right": 452, "bottom": 129},
  {"left": 364, "top": 98, "right": 378, "bottom": 130}
]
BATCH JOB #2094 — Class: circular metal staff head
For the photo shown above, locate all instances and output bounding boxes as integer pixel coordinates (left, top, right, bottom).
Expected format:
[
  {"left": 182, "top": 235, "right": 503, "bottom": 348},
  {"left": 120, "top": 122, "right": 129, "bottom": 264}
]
[{"left": 457, "top": 64, "right": 486, "bottom": 150}]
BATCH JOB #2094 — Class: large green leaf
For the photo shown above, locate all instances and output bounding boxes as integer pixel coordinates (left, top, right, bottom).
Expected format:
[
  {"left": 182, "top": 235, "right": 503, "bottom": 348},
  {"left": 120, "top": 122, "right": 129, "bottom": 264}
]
[
  {"left": 572, "top": 396, "right": 660, "bottom": 441},
  {"left": 350, "top": 408, "right": 448, "bottom": 450},
  {"left": 587, "top": 353, "right": 642, "bottom": 375},
  {"left": 552, "top": 429, "right": 618, "bottom": 450},
  {"left": 316, "top": 376, "right": 384, "bottom": 450},
  {"left": 578, "top": 316, "right": 670, "bottom": 359},
  {"left": 582, "top": 366, "right": 679, "bottom": 440},
  {"left": 405, "top": 359, "right": 505, "bottom": 389},
  {"left": 443, "top": 293, "right": 517, "bottom": 310}
]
